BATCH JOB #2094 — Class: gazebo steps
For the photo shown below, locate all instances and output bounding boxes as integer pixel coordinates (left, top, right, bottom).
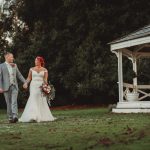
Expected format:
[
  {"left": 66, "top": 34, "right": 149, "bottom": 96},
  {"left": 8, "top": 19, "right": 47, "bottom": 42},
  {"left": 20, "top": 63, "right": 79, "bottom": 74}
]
[
  {"left": 112, "top": 101, "right": 150, "bottom": 113},
  {"left": 112, "top": 108, "right": 150, "bottom": 113}
]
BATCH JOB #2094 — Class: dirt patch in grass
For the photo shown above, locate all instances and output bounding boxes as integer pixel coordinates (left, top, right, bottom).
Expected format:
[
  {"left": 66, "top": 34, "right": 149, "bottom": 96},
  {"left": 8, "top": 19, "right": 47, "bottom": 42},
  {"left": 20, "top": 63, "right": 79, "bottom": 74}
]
[
  {"left": 99, "top": 137, "right": 114, "bottom": 146},
  {"left": 86, "top": 126, "right": 149, "bottom": 149},
  {"left": 2, "top": 132, "right": 22, "bottom": 141},
  {"left": 51, "top": 104, "right": 106, "bottom": 110}
]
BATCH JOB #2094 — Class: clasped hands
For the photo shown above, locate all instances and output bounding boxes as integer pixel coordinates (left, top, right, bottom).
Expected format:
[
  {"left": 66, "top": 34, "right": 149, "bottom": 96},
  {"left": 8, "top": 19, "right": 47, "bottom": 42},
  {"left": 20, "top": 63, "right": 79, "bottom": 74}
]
[
  {"left": 23, "top": 83, "right": 28, "bottom": 89},
  {"left": 0, "top": 83, "right": 28, "bottom": 92}
]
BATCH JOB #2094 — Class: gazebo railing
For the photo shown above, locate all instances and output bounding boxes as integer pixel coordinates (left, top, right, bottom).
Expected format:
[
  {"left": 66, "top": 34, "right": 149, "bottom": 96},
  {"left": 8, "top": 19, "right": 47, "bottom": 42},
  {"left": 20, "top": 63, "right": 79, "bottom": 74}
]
[{"left": 123, "top": 83, "right": 150, "bottom": 101}]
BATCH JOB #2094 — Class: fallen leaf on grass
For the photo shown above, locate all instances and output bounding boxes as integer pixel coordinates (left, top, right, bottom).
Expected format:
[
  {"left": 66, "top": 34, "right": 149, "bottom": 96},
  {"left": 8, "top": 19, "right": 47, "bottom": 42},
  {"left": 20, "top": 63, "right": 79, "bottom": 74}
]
[
  {"left": 122, "top": 125, "right": 135, "bottom": 135},
  {"left": 99, "top": 137, "right": 114, "bottom": 146},
  {"left": 137, "top": 130, "right": 146, "bottom": 140},
  {"left": 49, "top": 128, "right": 57, "bottom": 132},
  {"left": 35, "top": 144, "right": 64, "bottom": 149},
  {"left": 11, "top": 136, "right": 22, "bottom": 139}
]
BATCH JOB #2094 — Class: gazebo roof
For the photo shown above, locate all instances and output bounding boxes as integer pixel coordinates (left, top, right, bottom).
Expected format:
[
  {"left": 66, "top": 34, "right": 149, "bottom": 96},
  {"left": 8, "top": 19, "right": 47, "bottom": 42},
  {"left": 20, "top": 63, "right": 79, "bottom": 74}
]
[
  {"left": 110, "top": 24, "right": 150, "bottom": 51},
  {"left": 110, "top": 24, "right": 150, "bottom": 44}
]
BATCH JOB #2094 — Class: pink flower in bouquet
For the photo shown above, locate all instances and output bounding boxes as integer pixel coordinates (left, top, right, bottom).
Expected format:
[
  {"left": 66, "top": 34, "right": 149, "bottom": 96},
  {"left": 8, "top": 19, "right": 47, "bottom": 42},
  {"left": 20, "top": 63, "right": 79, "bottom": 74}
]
[{"left": 40, "top": 83, "right": 51, "bottom": 95}]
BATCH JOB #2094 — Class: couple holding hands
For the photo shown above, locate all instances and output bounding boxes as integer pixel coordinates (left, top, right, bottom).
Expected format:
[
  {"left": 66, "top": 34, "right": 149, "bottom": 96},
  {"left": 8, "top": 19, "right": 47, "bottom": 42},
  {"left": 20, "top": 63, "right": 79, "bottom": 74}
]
[{"left": 0, "top": 52, "right": 56, "bottom": 123}]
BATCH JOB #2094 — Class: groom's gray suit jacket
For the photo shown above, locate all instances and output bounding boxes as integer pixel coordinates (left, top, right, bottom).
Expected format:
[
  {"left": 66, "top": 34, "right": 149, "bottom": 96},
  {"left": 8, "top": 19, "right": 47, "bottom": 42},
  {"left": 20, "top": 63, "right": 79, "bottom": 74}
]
[{"left": 0, "top": 63, "right": 26, "bottom": 91}]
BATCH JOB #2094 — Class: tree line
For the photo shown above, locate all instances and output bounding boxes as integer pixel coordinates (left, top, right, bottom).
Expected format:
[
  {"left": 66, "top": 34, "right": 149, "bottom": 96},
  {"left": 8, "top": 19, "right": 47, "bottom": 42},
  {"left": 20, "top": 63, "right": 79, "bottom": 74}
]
[{"left": 0, "top": 0, "right": 150, "bottom": 107}]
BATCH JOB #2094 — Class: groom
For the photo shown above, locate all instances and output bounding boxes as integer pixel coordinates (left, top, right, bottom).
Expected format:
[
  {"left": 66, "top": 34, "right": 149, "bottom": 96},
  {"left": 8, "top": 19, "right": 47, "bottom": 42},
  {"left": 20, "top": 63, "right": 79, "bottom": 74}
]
[{"left": 0, "top": 52, "right": 27, "bottom": 123}]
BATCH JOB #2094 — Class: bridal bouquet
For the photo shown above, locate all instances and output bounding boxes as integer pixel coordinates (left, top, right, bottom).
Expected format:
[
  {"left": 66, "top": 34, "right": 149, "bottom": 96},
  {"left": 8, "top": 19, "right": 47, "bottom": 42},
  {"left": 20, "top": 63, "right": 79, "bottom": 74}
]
[
  {"left": 41, "top": 83, "right": 51, "bottom": 95},
  {"left": 40, "top": 82, "right": 55, "bottom": 106}
]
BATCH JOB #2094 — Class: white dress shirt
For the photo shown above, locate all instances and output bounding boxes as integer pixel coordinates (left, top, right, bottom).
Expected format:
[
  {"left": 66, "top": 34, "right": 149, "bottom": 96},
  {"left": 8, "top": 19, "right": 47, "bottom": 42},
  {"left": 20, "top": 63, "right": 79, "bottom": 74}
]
[{"left": 5, "top": 62, "right": 15, "bottom": 85}]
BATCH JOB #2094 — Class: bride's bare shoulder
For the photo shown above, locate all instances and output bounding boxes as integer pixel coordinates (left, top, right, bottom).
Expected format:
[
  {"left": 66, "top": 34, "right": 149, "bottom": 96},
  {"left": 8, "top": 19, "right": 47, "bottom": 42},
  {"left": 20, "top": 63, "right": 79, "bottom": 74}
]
[
  {"left": 42, "top": 67, "right": 48, "bottom": 72},
  {"left": 30, "top": 67, "right": 35, "bottom": 71}
]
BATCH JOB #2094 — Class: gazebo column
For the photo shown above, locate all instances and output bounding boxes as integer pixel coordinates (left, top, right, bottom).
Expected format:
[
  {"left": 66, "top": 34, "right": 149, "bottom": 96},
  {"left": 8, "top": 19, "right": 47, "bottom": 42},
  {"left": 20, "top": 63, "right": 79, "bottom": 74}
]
[
  {"left": 132, "top": 56, "right": 137, "bottom": 91},
  {"left": 118, "top": 50, "right": 124, "bottom": 102}
]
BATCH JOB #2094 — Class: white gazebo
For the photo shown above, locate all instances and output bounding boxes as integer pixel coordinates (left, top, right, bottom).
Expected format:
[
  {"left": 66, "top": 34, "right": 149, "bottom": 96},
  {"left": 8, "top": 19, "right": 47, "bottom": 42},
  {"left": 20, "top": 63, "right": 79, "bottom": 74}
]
[{"left": 110, "top": 24, "right": 150, "bottom": 113}]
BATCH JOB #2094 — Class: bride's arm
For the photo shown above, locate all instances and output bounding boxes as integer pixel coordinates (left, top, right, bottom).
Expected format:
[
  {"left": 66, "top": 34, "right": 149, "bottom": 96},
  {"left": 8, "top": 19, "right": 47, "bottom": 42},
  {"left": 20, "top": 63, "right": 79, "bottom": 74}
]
[
  {"left": 44, "top": 69, "right": 48, "bottom": 84},
  {"left": 23, "top": 69, "right": 32, "bottom": 89},
  {"left": 26, "top": 68, "right": 32, "bottom": 84}
]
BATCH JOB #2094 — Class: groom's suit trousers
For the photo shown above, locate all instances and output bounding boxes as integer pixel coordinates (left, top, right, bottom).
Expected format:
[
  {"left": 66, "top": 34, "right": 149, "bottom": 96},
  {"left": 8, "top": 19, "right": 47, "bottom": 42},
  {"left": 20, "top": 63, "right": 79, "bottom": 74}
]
[{"left": 4, "top": 85, "right": 18, "bottom": 120}]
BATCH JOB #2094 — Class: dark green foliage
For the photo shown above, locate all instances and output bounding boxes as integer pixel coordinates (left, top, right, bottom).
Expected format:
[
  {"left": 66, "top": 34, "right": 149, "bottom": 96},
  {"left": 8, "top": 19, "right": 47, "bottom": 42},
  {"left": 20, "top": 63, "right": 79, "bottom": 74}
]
[{"left": 1, "top": 0, "right": 150, "bottom": 107}]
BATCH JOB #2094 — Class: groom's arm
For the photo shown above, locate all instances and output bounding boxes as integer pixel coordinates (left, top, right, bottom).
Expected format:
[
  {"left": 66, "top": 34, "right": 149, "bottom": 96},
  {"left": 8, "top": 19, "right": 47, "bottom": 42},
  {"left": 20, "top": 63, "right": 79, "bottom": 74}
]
[
  {"left": 0, "top": 64, "right": 3, "bottom": 92},
  {"left": 16, "top": 65, "right": 26, "bottom": 83}
]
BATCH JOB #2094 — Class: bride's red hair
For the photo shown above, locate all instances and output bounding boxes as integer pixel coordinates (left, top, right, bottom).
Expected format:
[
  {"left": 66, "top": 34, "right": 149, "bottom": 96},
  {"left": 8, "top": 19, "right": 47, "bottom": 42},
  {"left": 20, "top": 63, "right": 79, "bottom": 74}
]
[{"left": 36, "top": 56, "right": 45, "bottom": 67}]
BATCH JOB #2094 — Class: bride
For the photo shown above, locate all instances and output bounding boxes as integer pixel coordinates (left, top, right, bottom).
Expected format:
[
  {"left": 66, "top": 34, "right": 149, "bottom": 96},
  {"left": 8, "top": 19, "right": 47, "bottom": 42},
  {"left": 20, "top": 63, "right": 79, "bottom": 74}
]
[{"left": 19, "top": 56, "right": 56, "bottom": 122}]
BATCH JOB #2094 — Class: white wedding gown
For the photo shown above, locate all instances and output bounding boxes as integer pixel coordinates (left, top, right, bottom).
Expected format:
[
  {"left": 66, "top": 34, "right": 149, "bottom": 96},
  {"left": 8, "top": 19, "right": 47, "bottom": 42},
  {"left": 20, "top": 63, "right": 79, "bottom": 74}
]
[{"left": 19, "top": 69, "right": 56, "bottom": 122}]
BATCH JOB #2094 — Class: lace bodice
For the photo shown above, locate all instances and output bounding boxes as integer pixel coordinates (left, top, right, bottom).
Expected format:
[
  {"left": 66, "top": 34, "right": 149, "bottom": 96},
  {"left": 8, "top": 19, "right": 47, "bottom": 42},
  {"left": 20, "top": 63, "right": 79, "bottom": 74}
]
[{"left": 31, "top": 69, "right": 47, "bottom": 82}]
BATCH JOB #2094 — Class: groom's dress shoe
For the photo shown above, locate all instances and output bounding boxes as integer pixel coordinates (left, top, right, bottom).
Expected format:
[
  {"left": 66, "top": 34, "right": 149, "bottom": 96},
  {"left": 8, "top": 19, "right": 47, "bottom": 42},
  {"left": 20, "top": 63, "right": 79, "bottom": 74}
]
[
  {"left": 13, "top": 117, "right": 18, "bottom": 123},
  {"left": 9, "top": 120, "right": 14, "bottom": 123}
]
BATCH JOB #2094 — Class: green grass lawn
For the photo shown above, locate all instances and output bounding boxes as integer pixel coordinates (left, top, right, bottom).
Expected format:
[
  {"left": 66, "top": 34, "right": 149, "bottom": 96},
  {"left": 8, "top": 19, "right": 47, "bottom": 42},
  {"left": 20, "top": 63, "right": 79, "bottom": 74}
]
[{"left": 0, "top": 107, "right": 150, "bottom": 150}]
